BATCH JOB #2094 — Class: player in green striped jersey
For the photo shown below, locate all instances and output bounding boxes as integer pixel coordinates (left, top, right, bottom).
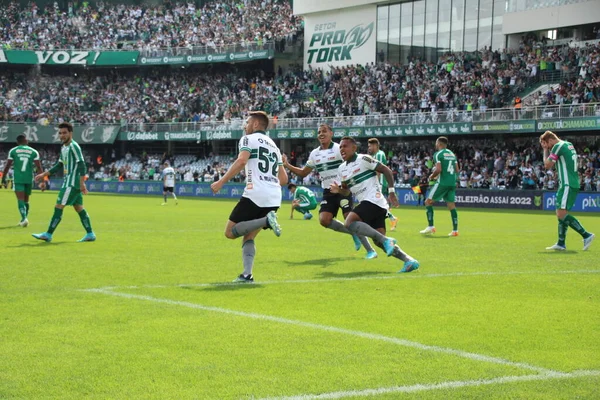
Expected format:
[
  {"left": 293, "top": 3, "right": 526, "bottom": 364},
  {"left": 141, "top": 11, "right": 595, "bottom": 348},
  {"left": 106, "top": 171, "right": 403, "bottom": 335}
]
[
  {"left": 288, "top": 184, "right": 318, "bottom": 220},
  {"left": 2, "top": 134, "right": 43, "bottom": 227},
  {"left": 540, "top": 131, "right": 594, "bottom": 251},
  {"left": 420, "top": 137, "right": 459, "bottom": 236},
  {"left": 32, "top": 122, "right": 96, "bottom": 243},
  {"left": 367, "top": 138, "right": 398, "bottom": 231}
]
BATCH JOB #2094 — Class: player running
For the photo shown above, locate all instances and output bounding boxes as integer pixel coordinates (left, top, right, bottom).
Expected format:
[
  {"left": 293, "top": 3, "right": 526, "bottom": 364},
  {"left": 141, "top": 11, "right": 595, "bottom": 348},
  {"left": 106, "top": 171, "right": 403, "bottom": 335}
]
[
  {"left": 1, "top": 134, "right": 43, "bottom": 227},
  {"left": 282, "top": 124, "right": 377, "bottom": 259},
  {"left": 161, "top": 162, "right": 178, "bottom": 205},
  {"left": 367, "top": 138, "right": 398, "bottom": 231},
  {"left": 211, "top": 111, "right": 288, "bottom": 283},
  {"left": 420, "top": 136, "right": 459, "bottom": 236},
  {"left": 331, "top": 136, "right": 419, "bottom": 273},
  {"left": 540, "top": 131, "right": 594, "bottom": 251},
  {"left": 32, "top": 122, "right": 96, "bottom": 242},
  {"left": 288, "top": 184, "right": 318, "bottom": 220}
]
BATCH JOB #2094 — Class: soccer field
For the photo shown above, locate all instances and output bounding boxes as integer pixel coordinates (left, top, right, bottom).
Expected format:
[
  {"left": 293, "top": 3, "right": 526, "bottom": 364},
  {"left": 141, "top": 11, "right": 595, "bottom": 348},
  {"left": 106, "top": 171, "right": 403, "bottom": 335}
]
[{"left": 1, "top": 190, "right": 599, "bottom": 399}]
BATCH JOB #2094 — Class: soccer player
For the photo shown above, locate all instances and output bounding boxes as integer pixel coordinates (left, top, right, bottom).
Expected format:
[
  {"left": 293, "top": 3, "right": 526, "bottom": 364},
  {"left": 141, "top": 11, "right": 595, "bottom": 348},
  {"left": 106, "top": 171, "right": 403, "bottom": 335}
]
[
  {"left": 282, "top": 124, "right": 377, "bottom": 259},
  {"left": 32, "top": 122, "right": 96, "bottom": 242},
  {"left": 288, "top": 183, "right": 318, "bottom": 220},
  {"left": 331, "top": 136, "right": 419, "bottom": 273},
  {"left": 211, "top": 111, "right": 288, "bottom": 282},
  {"left": 420, "top": 137, "right": 459, "bottom": 236},
  {"left": 367, "top": 138, "right": 398, "bottom": 231},
  {"left": 540, "top": 131, "right": 594, "bottom": 250},
  {"left": 1, "top": 134, "right": 43, "bottom": 227},
  {"left": 161, "top": 162, "right": 178, "bottom": 205}
]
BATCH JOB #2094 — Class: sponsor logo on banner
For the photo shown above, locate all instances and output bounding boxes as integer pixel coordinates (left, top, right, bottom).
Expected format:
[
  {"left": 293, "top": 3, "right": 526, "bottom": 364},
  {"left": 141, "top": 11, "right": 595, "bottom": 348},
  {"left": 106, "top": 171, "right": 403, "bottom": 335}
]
[
  {"left": 537, "top": 118, "right": 600, "bottom": 131},
  {"left": 206, "top": 131, "right": 233, "bottom": 140},
  {"left": 277, "top": 131, "right": 290, "bottom": 139},
  {"left": 307, "top": 22, "right": 374, "bottom": 64},
  {"left": 81, "top": 126, "right": 95, "bottom": 143},
  {"left": 348, "top": 129, "right": 361, "bottom": 137},
  {"left": 303, "top": 130, "right": 316, "bottom": 138},
  {"left": 127, "top": 132, "right": 160, "bottom": 141},
  {"left": 35, "top": 50, "right": 90, "bottom": 65},
  {"left": 290, "top": 130, "right": 302, "bottom": 138},
  {"left": 544, "top": 192, "right": 600, "bottom": 212},
  {"left": 333, "top": 129, "right": 346, "bottom": 138}
]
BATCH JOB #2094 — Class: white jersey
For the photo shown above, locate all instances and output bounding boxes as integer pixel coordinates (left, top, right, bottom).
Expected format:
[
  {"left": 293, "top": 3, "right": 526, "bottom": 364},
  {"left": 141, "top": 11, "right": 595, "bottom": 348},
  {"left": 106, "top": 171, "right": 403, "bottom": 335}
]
[
  {"left": 337, "top": 153, "right": 388, "bottom": 210},
  {"left": 239, "top": 132, "right": 283, "bottom": 207},
  {"left": 305, "top": 142, "right": 344, "bottom": 189},
  {"left": 162, "top": 167, "right": 176, "bottom": 187}
]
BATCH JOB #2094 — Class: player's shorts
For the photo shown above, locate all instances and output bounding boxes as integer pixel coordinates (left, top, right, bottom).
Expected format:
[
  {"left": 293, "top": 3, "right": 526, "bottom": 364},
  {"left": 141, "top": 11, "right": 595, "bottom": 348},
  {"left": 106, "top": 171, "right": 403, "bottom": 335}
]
[
  {"left": 13, "top": 183, "right": 33, "bottom": 196},
  {"left": 427, "top": 183, "right": 456, "bottom": 203},
  {"left": 163, "top": 186, "right": 174, "bottom": 193},
  {"left": 319, "top": 189, "right": 353, "bottom": 217},
  {"left": 229, "top": 196, "right": 279, "bottom": 224},
  {"left": 352, "top": 200, "right": 388, "bottom": 230},
  {"left": 56, "top": 187, "right": 83, "bottom": 206},
  {"left": 555, "top": 186, "right": 578, "bottom": 210}
]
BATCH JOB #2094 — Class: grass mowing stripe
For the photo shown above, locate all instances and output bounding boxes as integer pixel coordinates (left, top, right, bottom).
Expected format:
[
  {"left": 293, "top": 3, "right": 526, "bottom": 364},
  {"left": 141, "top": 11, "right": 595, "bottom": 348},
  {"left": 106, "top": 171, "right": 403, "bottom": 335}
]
[
  {"left": 83, "top": 289, "right": 557, "bottom": 374},
  {"left": 260, "top": 370, "right": 600, "bottom": 400},
  {"left": 95, "top": 269, "right": 600, "bottom": 290}
]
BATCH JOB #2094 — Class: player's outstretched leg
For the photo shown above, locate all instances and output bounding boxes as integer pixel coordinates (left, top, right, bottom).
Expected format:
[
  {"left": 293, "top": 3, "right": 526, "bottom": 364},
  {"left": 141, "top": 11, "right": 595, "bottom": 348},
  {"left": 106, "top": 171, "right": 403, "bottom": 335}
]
[
  {"left": 171, "top": 191, "right": 178, "bottom": 205},
  {"left": 563, "top": 214, "right": 594, "bottom": 250},
  {"left": 231, "top": 211, "right": 281, "bottom": 238},
  {"left": 348, "top": 221, "right": 395, "bottom": 256},
  {"left": 233, "top": 239, "right": 255, "bottom": 283},
  {"left": 77, "top": 209, "right": 96, "bottom": 242}
]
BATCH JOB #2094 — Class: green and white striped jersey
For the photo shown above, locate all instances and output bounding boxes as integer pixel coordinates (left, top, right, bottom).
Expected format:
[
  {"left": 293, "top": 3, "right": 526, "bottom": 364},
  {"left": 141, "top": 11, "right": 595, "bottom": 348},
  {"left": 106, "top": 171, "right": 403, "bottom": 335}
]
[
  {"left": 305, "top": 142, "right": 343, "bottom": 189},
  {"left": 58, "top": 140, "right": 86, "bottom": 188},
  {"left": 549, "top": 140, "right": 579, "bottom": 188}
]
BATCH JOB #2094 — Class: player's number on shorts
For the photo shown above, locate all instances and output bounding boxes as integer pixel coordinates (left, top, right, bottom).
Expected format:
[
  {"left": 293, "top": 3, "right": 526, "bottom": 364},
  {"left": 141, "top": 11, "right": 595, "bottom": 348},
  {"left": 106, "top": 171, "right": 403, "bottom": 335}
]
[
  {"left": 19, "top": 156, "right": 29, "bottom": 172},
  {"left": 258, "top": 147, "right": 278, "bottom": 177},
  {"left": 447, "top": 163, "right": 454, "bottom": 174}
]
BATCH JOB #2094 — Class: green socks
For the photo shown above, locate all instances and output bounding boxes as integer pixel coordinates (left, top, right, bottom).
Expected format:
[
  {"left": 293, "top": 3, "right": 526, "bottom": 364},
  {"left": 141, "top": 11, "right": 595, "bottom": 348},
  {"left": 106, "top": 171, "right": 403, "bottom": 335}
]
[
  {"left": 426, "top": 206, "right": 434, "bottom": 227},
  {"left": 47, "top": 208, "right": 63, "bottom": 234},
  {"left": 563, "top": 214, "right": 590, "bottom": 238},
  {"left": 557, "top": 219, "right": 568, "bottom": 247},
  {"left": 17, "top": 200, "right": 27, "bottom": 221},
  {"left": 78, "top": 209, "right": 93, "bottom": 233},
  {"left": 450, "top": 208, "right": 458, "bottom": 231}
]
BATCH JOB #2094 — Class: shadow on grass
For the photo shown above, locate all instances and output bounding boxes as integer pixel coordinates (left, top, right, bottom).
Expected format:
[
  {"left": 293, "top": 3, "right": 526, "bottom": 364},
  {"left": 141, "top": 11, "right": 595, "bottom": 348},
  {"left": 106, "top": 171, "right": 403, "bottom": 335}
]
[
  {"left": 422, "top": 236, "right": 450, "bottom": 239},
  {"left": 199, "top": 283, "right": 264, "bottom": 292},
  {"left": 8, "top": 241, "right": 67, "bottom": 247},
  {"left": 317, "top": 270, "right": 391, "bottom": 279},
  {"left": 537, "top": 250, "right": 579, "bottom": 254},
  {"left": 0, "top": 225, "right": 20, "bottom": 230},
  {"left": 284, "top": 257, "right": 355, "bottom": 267}
]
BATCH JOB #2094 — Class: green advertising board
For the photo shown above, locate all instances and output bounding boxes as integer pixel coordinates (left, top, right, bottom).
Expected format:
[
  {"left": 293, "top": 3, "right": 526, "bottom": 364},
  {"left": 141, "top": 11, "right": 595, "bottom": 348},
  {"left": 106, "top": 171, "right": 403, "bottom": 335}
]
[
  {"left": 120, "top": 130, "right": 243, "bottom": 141},
  {"left": 0, "top": 50, "right": 139, "bottom": 66},
  {"left": 138, "top": 49, "right": 274, "bottom": 66},
  {"left": 536, "top": 117, "right": 600, "bottom": 131},
  {"left": 472, "top": 120, "right": 536, "bottom": 133},
  {"left": 0, "top": 124, "right": 120, "bottom": 144}
]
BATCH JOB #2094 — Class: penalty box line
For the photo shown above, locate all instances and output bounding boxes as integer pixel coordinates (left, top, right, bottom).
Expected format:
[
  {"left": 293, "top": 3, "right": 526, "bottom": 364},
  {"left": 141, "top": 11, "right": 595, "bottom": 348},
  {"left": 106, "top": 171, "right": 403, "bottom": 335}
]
[{"left": 83, "top": 288, "right": 557, "bottom": 375}]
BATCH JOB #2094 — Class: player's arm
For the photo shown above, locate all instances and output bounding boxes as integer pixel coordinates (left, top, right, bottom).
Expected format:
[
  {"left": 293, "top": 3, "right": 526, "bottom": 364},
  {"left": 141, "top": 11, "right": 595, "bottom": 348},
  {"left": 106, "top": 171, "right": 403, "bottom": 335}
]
[
  {"left": 77, "top": 160, "right": 88, "bottom": 194},
  {"left": 429, "top": 161, "right": 442, "bottom": 181},
  {"left": 374, "top": 162, "right": 399, "bottom": 207},
  {"left": 2, "top": 159, "right": 12, "bottom": 186},
  {"left": 544, "top": 147, "right": 557, "bottom": 170},
  {"left": 211, "top": 150, "right": 250, "bottom": 193},
  {"left": 282, "top": 153, "right": 313, "bottom": 178},
  {"left": 278, "top": 164, "right": 288, "bottom": 186},
  {"left": 330, "top": 170, "right": 351, "bottom": 196},
  {"left": 36, "top": 160, "right": 62, "bottom": 182}
]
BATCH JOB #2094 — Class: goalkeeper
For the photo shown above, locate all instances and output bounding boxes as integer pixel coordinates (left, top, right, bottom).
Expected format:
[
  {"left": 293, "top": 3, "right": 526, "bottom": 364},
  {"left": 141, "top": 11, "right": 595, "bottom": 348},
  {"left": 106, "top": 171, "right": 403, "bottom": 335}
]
[{"left": 288, "top": 183, "right": 318, "bottom": 220}]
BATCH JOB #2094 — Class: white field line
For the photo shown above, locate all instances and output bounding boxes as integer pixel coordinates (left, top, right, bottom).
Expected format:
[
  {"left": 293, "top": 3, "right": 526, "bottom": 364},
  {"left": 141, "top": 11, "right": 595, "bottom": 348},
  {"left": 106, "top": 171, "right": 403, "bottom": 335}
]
[
  {"left": 260, "top": 370, "right": 600, "bottom": 400},
  {"left": 83, "top": 288, "right": 556, "bottom": 375},
  {"left": 96, "top": 269, "right": 600, "bottom": 291}
]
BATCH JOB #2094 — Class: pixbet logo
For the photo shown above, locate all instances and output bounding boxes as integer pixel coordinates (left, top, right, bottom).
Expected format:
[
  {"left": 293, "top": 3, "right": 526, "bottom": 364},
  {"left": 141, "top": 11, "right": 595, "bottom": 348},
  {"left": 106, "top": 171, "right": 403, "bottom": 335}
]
[
  {"left": 307, "top": 22, "right": 374, "bottom": 64},
  {"left": 582, "top": 195, "right": 600, "bottom": 210}
]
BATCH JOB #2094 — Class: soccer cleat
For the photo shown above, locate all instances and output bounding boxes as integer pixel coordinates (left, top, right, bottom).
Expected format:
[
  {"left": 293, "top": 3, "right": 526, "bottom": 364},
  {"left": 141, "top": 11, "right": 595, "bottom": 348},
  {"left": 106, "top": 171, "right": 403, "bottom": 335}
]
[
  {"left": 266, "top": 211, "right": 281, "bottom": 237},
  {"left": 365, "top": 250, "right": 378, "bottom": 260},
  {"left": 390, "top": 217, "right": 398, "bottom": 231},
  {"left": 448, "top": 231, "right": 459, "bottom": 237},
  {"left": 399, "top": 259, "right": 420, "bottom": 273},
  {"left": 161, "top": 202, "right": 167, "bottom": 206},
  {"left": 32, "top": 232, "right": 52, "bottom": 242},
  {"left": 233, "top": 274, "right": 254, "bottom": 283},
  {"left": 78, "top": 233, "right": 97, "bottom": 242},
  {"left": 18, "top": 219, "right": 29, "bottom": 227},
  {"left": 583, "top": 233, "right": 595, "bottom": 251},
  {"left": 546, "top": 244, "right": 566, "bottom": 251},
  {"left": 420, "top": 226, "right": 436, "bottom": 235},
  {"left": 383, "top": 238, "right": 397, "bottom": 256},
  {"left": 304, "top": 212, "right": 313, "bottom": 220},
  {"left": 352, "top": 235, "right": 362, "bottom": 251}
]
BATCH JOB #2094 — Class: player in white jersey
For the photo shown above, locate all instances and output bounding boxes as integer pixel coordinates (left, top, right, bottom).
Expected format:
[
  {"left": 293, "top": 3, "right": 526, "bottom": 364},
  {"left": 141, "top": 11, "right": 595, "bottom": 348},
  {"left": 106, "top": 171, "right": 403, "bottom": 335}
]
[
  {"left": 331, "top": 136, "right": 420, "bottom": 273},
  {"left": 282, "top": 124, "right": 377, "bottom": 259},
  {"left": 161, "top": 163, "right": 178, "bottom": 205},
  {"left": 211, "top": 111, "right": 288, "bottom": 283}
]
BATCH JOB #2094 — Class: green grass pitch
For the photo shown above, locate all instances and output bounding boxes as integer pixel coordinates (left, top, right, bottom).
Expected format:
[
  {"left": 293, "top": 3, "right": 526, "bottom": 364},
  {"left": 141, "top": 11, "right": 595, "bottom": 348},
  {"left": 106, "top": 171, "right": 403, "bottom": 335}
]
[{"left": 1, "top": 189, "right": 599, "bottom": 399}]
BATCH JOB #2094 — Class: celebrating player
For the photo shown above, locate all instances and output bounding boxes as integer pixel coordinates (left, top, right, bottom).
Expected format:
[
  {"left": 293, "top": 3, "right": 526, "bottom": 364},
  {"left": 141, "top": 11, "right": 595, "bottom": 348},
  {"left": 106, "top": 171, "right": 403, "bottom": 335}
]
[
  {"left": 32, "top": 122, "right": 96, "bottom": 242},
  {"left": 420, "top": 136, "right": 459, "bottom": 236},
  {"left": 331, "top": 136, "right": 420, "bottom": 273},
  {"left": 211, "top": 111, "right": 288, "bottom": 282},
  {"left": 367, "top": 138, "right": 398, "bottom": 231},
  {"left": 288, "top": 183, "right": 318, "bottom": 220},
  {"left": 282, "top": 124, "right": 377, "bottom": 259},
  {"left": 540, "top": 131, "right": 594, "bottom": 251},
  {"left": 161, "top": 162, "right": 178, "bottom": 205},
  {"left": 1, "top": 134, "right": 43, "bottom": 227}
]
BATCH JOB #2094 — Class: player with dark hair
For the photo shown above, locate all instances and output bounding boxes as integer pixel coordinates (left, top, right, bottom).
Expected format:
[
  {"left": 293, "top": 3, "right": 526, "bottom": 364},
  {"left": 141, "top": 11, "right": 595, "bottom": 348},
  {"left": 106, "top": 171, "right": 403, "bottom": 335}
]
[{"left": 288, "top": 183, "right": 318, "bottom": 219}]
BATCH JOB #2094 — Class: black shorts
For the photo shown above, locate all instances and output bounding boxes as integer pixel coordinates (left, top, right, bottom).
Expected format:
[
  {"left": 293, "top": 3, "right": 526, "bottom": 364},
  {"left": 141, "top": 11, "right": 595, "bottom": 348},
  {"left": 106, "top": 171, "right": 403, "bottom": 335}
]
[
  {"left": 352, "top": 201, "right": 388, "bottom": 230},
  {"left": 229, "top": 196, "right": 279, "bottom": 224},
  {"left": 319, "top": 189, "right": 353, "bottom": 217},
  {"left": 163, "top": 186, "right": 174, "bottom": 193}
]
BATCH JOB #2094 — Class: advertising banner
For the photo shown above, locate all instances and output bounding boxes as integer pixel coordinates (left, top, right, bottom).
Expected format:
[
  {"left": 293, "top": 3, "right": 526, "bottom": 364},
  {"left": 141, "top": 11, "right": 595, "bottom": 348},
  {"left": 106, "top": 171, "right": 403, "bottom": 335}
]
[
  {"left": 472, "top": 120, "right": 536, "bottom": 133},
  {"left": 398, "top": 189, "right": 544, "bottom": 210},
  {"left": 303, "top": 5, "right": 376, "bottom": 69},
  {"left": 536, "top": 117, "right": 600, "bottom": 132},
  {"left": 543, "top": 192, "right": 600, "bottom": 212},
  {"left": 0, "top": 50, "right": 139, "bottom": 66},
  {"left": 138, "top": 49, "right": 273, "bottom": 66},
  {"left": 0, "top": 124, "right": 119, "bottom": 144}
]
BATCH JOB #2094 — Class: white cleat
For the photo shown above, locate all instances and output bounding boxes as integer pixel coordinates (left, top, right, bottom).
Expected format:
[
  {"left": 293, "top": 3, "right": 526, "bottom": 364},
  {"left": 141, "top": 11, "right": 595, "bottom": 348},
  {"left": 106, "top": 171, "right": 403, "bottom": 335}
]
[
  {"left": 420, "top": 226, "right": 436, "bottom": 235},
  {"left": 448, "top": 231, "right": 459, "bottom": 237},
  {"left": 161, "top": 203, "right": 167, "bottom": 206},
  {"left": 583, "top": 233, "right": 595, "bottom": 251},
  {"left": 18, "top": 219, "right": 29, "bottom": 227},
  {"left": 546, "top": 244, "right": 566, "bottom": 251}
]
